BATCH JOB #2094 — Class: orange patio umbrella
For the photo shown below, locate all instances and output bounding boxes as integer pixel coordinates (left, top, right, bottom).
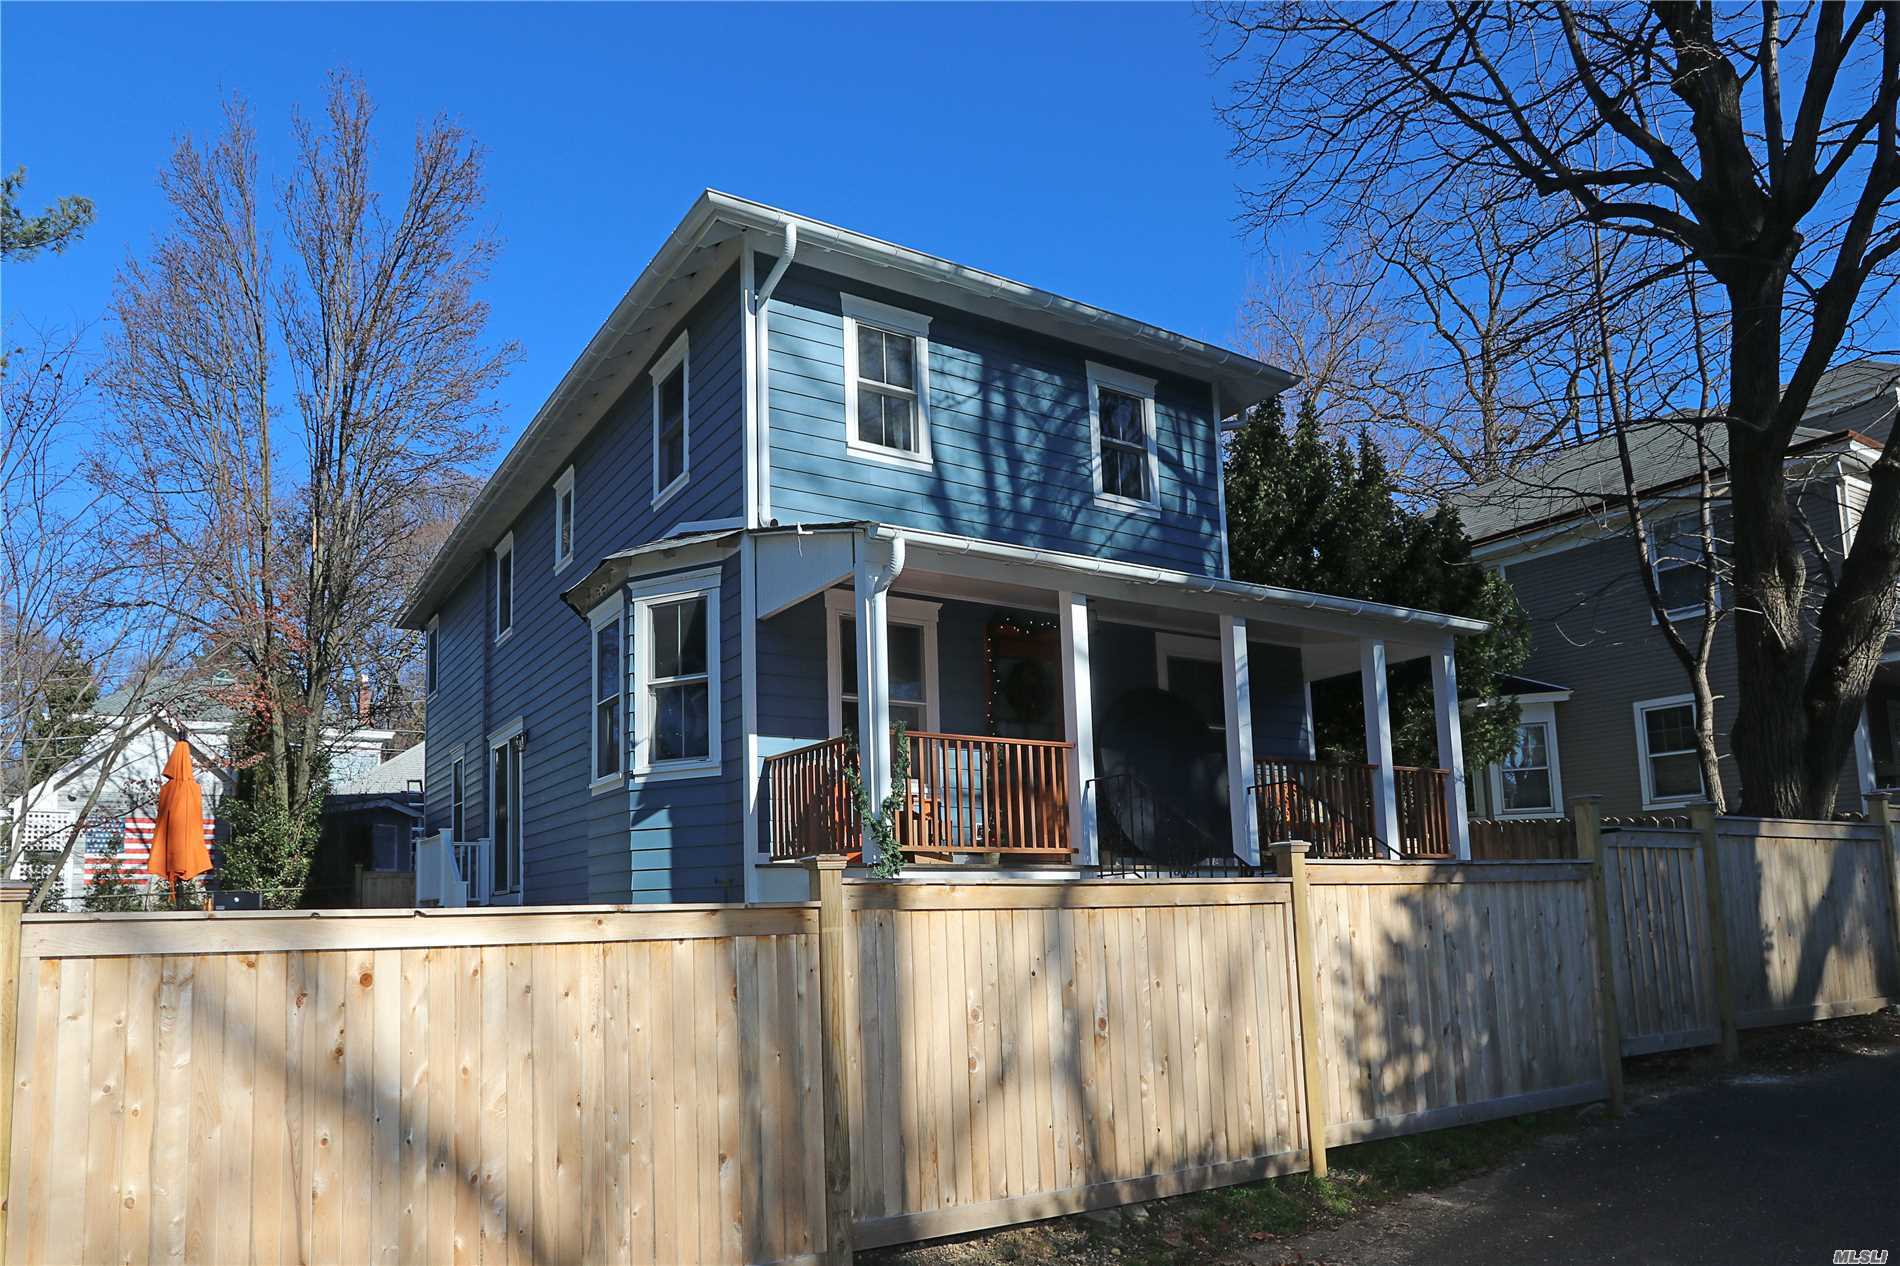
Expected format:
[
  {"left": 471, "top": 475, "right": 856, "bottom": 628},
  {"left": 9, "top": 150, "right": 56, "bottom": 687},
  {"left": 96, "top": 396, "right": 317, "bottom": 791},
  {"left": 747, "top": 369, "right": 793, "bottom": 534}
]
[{"left": 148, "top": 739, "right": 213, "bottom": 887}]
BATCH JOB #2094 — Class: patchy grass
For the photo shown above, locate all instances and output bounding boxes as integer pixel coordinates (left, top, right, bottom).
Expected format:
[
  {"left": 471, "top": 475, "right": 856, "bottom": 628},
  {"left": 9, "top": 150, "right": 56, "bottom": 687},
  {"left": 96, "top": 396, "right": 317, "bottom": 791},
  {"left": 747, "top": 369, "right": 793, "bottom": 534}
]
[{"left": 864, "top": 1108, "right": 1587, "bottom": 1266}]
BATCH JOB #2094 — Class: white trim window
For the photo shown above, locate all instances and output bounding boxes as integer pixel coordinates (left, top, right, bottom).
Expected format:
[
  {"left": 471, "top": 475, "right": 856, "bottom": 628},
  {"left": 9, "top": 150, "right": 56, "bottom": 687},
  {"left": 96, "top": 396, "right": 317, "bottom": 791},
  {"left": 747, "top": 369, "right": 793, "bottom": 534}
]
[
  {"left": 493, "top": 533, "right": 515, "bottom": 643},
  {"left": 425, "top": 616, "right": 440, "bottom": 697},
  {"left": 1634, "top": 694, "right": 1705, "bottom": 808},
  {"left": 449, "top": 749, "right": 465, "bottom": 840},
  {"left": 651, "top": 332, "right": 690, "bottom": 508},
  {"left": 631, "top": 570, "right": 721, "bottom": 779},
  {"left": 1086, "top": 361, "right": 1161, "bottom": 512},
  {"left": 589, "top": 595, "right": 625, "bottom": 792},
  {"left": 842, "top": 295, "right": 932, "bottom": 467},
  {"left": 1490, "top": 702, "right": 1563, "bottom": 816},
  {"left": 553, "top": 466, "right": 577, "bottom": 573},
  {"left": 488, "top": 719, "right": 525, "bottom": 896},
  {"left": 824, "top": 590, "right": 941, "bottom": 737},
  {"left": 1155, "top": 632, "right": 1224, "bottom": 733},
  {"left": 1648, "top": 511, "right": 1719, "bottom": 619}
]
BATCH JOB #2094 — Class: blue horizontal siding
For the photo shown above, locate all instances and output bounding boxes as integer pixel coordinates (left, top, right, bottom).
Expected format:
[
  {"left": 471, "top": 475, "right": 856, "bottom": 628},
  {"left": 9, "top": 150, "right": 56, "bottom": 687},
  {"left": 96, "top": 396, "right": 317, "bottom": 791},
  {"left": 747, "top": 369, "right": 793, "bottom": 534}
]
[
  {"left": 422, "top": 263, "right": 747, "bottom": 905},
  {"left": 763, "top": 260, "right": 1222, "bottom": 575}
]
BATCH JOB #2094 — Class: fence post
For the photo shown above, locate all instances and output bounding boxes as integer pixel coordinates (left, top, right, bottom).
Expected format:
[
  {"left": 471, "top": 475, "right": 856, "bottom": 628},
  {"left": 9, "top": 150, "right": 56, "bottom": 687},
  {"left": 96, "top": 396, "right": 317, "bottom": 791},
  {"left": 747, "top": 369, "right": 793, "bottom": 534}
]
[
  {"left": 1269, "top": 840, "right": 1330, "bottom": 1178},
  {"left": 803, "top": 856, "right": 855, "bottom": 1264},
  {"left": 0, "top": 881, "right": 28, "bottom": 1264},
  {"left": 1866, "top": 793, "right": 1900, "bottom": 999},
  {"left": 1570, "top": 796, "right": 1625, "bottom": 1115},
  {"left": 1688, "top": 801, "right": 1740, "bottom": 1062}
]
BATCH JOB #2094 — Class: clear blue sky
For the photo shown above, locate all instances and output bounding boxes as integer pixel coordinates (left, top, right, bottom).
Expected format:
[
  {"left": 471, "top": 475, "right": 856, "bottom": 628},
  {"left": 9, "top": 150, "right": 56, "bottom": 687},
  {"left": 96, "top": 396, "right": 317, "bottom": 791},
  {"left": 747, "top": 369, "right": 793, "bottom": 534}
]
[{"left": 3, "top": 2, "right": 1281, "bottom": 458}]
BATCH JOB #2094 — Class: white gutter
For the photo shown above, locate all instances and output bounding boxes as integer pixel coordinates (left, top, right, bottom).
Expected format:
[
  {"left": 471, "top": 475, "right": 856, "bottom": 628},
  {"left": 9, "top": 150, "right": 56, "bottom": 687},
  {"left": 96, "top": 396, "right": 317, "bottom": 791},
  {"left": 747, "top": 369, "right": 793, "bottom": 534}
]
[{"left": 751, "top": 219, "right": 797, "bottom": 527}]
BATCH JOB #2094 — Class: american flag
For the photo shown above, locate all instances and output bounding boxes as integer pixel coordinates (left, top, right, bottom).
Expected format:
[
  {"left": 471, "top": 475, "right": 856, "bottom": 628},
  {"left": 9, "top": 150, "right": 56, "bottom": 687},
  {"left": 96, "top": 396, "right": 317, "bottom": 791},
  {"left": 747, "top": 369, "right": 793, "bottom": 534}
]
[{"left": 83, "top": 817, "right": 219, "bottom": 885}]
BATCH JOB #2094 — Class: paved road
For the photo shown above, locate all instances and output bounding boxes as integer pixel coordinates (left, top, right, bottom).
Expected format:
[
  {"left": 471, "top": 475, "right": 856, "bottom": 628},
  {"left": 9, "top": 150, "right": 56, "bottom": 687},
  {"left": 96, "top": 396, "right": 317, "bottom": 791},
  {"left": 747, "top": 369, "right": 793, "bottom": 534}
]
[{"left": 1267, "top": 1049, "right": 1900, "bottom": 1266}]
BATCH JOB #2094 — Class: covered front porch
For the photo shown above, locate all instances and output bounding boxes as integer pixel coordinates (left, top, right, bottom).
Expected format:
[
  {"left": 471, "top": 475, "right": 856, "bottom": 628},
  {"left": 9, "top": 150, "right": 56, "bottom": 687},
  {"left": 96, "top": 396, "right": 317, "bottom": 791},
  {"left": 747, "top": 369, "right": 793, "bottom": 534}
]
[{"left": 745, "top": 524, "right": 1484, "bottom": 880}]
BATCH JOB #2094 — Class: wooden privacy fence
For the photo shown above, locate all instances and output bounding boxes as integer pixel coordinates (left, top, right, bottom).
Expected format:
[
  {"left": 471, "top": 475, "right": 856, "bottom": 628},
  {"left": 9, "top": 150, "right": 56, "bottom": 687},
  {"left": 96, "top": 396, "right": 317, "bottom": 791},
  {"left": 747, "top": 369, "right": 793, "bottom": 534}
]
[
  {"left": 1585, "top": 798, "right": 1900, "bottom": 1061},
  {"left": 1, "top": 855, "right": 1628, "bottom": 1265}
]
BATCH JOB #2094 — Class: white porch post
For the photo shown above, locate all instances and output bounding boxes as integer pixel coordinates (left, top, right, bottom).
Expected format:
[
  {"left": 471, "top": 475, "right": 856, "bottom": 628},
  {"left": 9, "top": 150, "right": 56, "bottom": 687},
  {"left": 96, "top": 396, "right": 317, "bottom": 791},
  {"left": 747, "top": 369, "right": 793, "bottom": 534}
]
[
  {"left": 1220, "top": 616, "right": 1260, "bottom": 866},
  {"left": 1360, "top": 638, "right": 1400, "bottom": 849},
  {"left": 1059, "top": 590, "right": 1099, "bottom": 866},
  {"left": 853, "top": 553, "right": 894, "bottom": 864},
  {"left": 1431, "top": 635, "right": 1473, "bottom": 859}
]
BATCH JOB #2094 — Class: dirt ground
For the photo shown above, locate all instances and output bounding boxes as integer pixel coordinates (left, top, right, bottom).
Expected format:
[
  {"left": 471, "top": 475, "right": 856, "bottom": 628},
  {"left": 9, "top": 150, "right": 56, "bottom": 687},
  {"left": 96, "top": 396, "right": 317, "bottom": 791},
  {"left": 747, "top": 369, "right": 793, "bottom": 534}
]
[{"left": 865, "top": 1009, "right": 1900, "bottom": 1266}]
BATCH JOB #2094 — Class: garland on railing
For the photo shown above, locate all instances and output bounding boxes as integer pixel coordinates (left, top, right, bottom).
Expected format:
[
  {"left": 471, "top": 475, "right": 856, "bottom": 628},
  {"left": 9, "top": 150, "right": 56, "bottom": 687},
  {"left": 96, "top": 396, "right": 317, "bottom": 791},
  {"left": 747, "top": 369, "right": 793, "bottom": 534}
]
[{"left": 841, "top": 721, "right": 912, "bottom": 878}]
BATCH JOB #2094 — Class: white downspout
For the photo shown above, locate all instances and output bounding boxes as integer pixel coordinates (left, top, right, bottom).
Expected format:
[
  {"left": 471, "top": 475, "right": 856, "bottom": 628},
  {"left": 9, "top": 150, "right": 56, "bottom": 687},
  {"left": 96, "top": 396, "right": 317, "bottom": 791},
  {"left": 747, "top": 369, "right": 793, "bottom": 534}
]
[{"left": 752, "top": 220, "right": 798, "bottom": 527}]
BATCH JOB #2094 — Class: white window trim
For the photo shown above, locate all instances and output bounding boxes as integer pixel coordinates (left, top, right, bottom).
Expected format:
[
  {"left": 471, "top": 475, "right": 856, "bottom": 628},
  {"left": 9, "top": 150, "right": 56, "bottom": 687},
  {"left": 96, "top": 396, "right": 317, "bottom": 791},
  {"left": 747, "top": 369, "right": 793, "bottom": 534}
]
[
  {"left": 1633, "top": 693, "right": 1705, "bottom": 810},
  {"left": 1086, "top": 360, "right": 1162, "bottom": 515},
  {"left": 841, "top": 294, "right": 933, "bottom": 470},
  {"left": 651, "top": 332, "right": 691, "bottom": 510},
  {"left": 1647, "top": 511, "right": 1720, "bottom": 623},
  {"left": 1154, "top": 631, "right": 1224, "bottom": 731},
  {"left": 1487, "top": 700, "right": 1564, "bottom": 818},
  {"left": 488, "top": 716, "right": 525, "bottom": 897},
  {"left": 425, "top": 615, "right": 440, "bottom": 698},
  {"left": 823, "top": 588, "right": 941, "bottom": 737},
  {"left": 630, "top": 567, "right": 722, "bottom": 781},
  {"left": 493, "top": 533, "right": 515, "bottom": 645},
  {"left": 449, "top": 744, "right": 466, "bottom": 841},
  {"left": 589, "top": 593, "right": 626, "bottom": 795},
  {"left": 553, "top": 466, "right": 577, "bottom": 574}
]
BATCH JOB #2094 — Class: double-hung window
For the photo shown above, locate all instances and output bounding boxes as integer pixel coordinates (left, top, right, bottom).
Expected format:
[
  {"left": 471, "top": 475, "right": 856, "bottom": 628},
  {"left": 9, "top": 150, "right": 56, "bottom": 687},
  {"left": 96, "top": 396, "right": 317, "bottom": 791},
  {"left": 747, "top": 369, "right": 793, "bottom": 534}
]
[
  {"left": 631, "top": 570, "right": 721, "bottom": 778},
  {"left": 826, "top": 590, "right": 940, "bottom": 738},
  {"left": 493, "top": 533, "right": 515, "bottom": 642},
  {"left": 1635, "top": 695, "right": 1704, "bottom": 807},
  {"left": 1498, "top": 719, "right": 1557, "bottom": 814},
  {"left": 554, "top": 466, "right": 576, "bottom": 572},
  {"left": 842, "top": 295, "right": 932, "bottom": 466},
  {"left": 489, "top": 720, "right": 524, "bottom": 896},
  {"left": 1086, "top": 361, "right": 1160, "bottom": 511},
  {"left": 1649, "top": 511, "right": 1719, "bottom": 618},
  {"left": 449, "top": 751, "right": 465, "bottom": 840},
  {"left": 590, "top": 596, "right": 624, "bottom": 790},
  {"left": 651, "top": 333, "right": 690, "bottom": 506}
]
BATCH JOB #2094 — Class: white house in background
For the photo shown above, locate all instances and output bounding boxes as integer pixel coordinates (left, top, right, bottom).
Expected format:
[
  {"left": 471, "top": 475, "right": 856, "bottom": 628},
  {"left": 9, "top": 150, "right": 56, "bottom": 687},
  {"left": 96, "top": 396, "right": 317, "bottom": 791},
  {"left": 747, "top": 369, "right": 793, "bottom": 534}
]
[{"left": 5, "top": 674, "right": 393, "bottom": 904}]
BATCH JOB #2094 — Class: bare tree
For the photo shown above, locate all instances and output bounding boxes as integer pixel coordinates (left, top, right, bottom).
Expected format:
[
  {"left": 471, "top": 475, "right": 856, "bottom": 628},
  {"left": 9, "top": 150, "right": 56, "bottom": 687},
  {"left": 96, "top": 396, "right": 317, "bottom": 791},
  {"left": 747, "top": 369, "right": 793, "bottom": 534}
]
[
  {"left": 1212, "top": 2, "right": 1900, "bottom": 815},
  {"left": 99, "top": 73, "right": 513, "bottom": 860}
]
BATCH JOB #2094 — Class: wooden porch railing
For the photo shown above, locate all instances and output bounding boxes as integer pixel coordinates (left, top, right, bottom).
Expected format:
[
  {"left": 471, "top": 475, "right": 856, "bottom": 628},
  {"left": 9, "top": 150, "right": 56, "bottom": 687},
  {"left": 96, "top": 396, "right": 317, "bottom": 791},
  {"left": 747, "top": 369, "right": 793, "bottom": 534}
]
[
  {"left": 765, "top": 736, "right": 863, "bottom": 861},
  {"left": 762, "top": 731, "right": 1075, "bottom": 862},
  {"left": 1250, "top": 758, "right": 1454, "bottom": 860}
]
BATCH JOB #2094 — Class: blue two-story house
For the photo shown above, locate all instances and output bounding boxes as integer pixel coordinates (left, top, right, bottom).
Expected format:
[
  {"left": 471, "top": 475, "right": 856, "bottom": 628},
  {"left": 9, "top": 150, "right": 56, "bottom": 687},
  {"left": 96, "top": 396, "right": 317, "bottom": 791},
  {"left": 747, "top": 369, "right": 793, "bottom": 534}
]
[{"left": 398, "top": 193, "right": 1488, "bottom": 905}]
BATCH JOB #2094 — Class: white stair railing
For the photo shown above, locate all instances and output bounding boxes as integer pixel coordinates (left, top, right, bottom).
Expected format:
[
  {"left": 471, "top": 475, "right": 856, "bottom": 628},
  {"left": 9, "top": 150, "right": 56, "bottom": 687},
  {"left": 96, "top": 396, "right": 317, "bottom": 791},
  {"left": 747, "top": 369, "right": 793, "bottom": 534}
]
[{"left": 414, "top": 829, "right": 467, "bottom": 908}]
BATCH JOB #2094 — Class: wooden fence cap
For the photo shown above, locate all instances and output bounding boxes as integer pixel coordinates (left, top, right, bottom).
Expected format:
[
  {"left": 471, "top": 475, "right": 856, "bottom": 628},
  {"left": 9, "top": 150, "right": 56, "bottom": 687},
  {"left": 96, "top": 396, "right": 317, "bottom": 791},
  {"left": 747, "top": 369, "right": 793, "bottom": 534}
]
[
  {"left": 1266, "top": 839, "right": 1313, "bottom": 855},
  {"left": 0, "top": 881, "right": 29, "bottom": 906}
]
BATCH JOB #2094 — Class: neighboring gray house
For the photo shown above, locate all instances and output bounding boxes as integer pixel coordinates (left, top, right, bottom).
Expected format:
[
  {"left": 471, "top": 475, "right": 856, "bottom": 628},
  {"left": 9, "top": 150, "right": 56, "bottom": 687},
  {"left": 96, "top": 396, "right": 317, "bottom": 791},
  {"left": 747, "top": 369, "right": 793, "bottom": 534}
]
[{"left": 1454, "top": 359, "right": 1900, "bottom": 818}]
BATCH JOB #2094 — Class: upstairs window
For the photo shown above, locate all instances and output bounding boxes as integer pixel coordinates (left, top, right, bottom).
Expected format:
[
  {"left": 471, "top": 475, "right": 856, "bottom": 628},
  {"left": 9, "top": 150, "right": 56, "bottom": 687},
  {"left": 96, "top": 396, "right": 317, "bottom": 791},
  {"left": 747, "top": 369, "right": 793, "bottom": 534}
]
[
  {"left": 425, "top": 617, "right": 439, "bottom": 695},
  {"left": 631, "top": 569, "right": 721, "bottom": 778},
  {"left": 590, "top": 596, "right": 624, "bottom": 789},
  {"left": 494, "top": 533, "right": 514, "bottom": 642},
  {"left": 554, "top": 466, "right": 576, "bottom": 572},
  {"left": 1649, "top": 511, "right": 1720, "bottom": 617},
  {"left": 651, "top": 333, "right": 690, "bottom": 506},
  {"left": 843, "top": 295, "right": 932, "bottom": 466},
  {"left": 1087, "top": 362, "right": 1159, "bottom": 510},
  {"left": 1635, "top": 695, "right": 1704, "bottom": 808}
]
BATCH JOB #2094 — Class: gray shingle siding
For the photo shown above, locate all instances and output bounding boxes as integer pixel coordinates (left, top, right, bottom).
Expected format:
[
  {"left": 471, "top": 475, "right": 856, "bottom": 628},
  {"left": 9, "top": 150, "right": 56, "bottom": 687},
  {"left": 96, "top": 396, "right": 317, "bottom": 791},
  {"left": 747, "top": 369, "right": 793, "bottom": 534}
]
[{"left": 422, "top": 263, "right": 746, "bottom": 903}]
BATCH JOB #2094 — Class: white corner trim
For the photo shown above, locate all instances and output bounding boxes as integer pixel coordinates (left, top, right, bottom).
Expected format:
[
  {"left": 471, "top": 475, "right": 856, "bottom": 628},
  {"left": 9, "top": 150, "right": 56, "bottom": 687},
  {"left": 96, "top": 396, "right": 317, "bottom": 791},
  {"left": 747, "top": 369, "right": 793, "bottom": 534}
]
[
  {"left": 651, "top": 330, "right": 691, "bottom": 508},
  {"left": 741, "top": 241, "right": 760, "bottom": 531},
  {"left": 1086, "top": 360, "right": 1162, "bottom": 514},
  {"left": 841, "top": 293, "right": 933, "bottom": 468},
  {"left": 1211, "top": 380, "right": 1231, "bottom": 579},
  {"left": 553, "top": 466, "right": 577, "bottom": 573}
]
